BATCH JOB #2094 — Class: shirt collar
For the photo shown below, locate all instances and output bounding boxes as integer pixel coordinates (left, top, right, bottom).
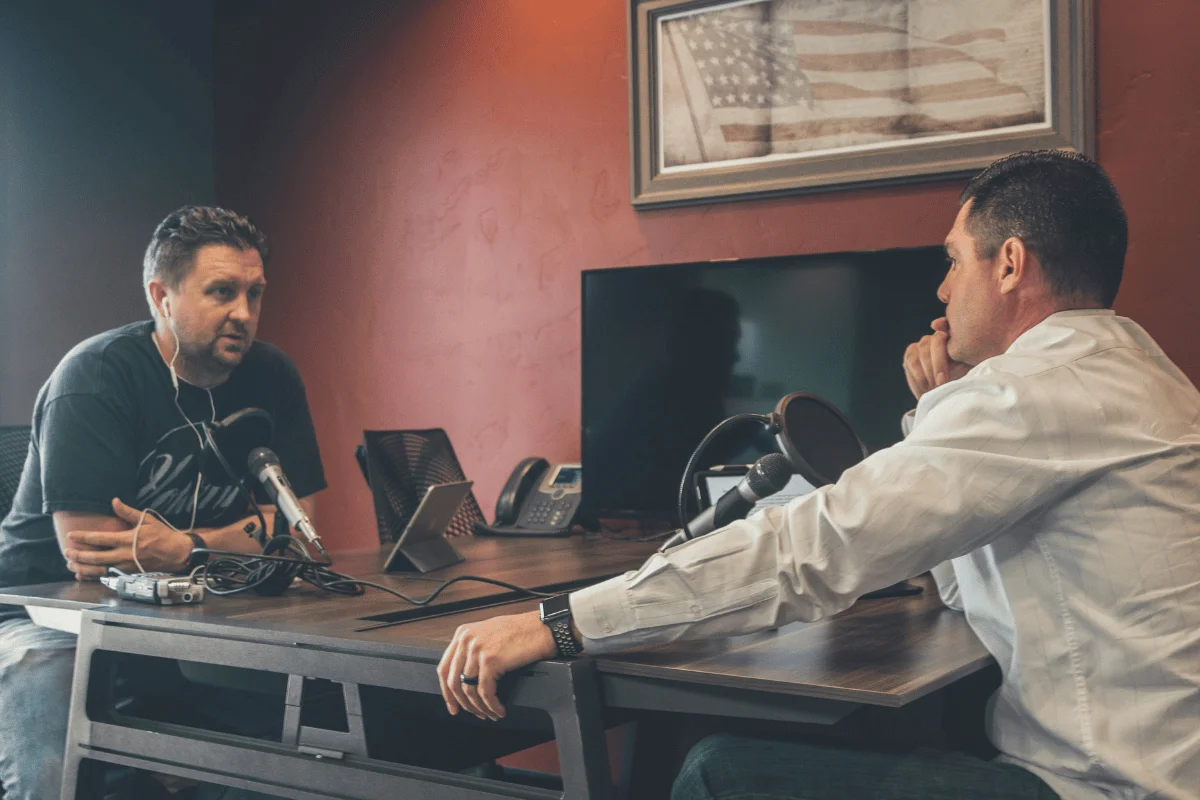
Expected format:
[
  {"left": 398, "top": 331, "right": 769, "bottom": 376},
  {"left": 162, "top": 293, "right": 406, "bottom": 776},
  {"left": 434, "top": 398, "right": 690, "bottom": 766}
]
[
  {"left": 1045, "top": 308, "right": 1115, "bottom": 319},
  {"left": 1005, "top": 308, "right": 1116, "bottom": 354}
]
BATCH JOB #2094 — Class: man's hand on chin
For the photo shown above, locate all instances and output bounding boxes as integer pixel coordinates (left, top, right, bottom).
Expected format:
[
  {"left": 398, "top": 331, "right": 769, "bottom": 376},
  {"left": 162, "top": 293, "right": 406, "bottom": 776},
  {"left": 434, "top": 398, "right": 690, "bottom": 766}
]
[
  {"left": 903, "top": 317, "right": 971, "bottom": 400},
  {"left": 437, "top": 610, "right": 559, "bottom": 722}
]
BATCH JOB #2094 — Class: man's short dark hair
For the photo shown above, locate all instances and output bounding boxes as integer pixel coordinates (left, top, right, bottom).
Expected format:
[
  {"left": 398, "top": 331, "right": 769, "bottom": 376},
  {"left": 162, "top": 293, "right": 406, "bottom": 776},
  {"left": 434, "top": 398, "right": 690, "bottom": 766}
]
[
  {"left": 143, "top": 205, "right": 269, "bottom": 312},
  {"left": 960, "top": 149, "right": 1128, "bottom": 307}
]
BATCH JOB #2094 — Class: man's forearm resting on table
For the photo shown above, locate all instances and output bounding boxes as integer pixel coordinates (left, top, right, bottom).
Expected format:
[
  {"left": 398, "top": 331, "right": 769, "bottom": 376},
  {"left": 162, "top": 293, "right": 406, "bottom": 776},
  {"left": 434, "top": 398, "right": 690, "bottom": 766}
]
[{"left": 54, "top": 496, "right": 316, "bottom": 579}]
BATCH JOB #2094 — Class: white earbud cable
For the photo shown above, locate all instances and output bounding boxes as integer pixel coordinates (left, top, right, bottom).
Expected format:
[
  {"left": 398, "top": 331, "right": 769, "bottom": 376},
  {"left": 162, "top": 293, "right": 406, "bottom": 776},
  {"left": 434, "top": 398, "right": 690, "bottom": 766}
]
[{"left": 134, "top": 325, "right": 216, "bottom": 572}]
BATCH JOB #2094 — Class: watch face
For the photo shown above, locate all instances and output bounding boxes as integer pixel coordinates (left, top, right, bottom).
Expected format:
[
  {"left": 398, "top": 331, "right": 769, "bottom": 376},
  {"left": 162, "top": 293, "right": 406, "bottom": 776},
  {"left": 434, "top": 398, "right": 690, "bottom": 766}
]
[{"left": 541, "top": 593, "right": 571, "bottom": 620}]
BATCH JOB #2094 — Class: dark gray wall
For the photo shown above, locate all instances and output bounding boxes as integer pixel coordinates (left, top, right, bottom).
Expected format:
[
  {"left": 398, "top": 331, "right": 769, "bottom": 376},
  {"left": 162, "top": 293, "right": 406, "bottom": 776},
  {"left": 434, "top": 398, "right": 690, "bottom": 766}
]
[{"left": 0, "top": 0, "right": 214, "bottom": 424}]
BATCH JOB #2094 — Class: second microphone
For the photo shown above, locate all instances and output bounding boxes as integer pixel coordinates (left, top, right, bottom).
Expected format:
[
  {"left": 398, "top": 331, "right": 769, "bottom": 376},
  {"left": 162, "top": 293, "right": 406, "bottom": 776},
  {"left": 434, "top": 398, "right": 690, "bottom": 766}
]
[{"left": 661, "top": 452, "right": 793, "bottom": 551}]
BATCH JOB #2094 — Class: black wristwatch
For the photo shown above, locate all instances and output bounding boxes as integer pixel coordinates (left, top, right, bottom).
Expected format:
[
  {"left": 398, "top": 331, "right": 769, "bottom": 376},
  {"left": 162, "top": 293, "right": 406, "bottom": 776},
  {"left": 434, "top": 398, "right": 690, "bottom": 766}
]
[
  {"left": 184, "top": 532, "right": 209, "bottom": 571},
  {"left": 539, "top": 594, "right": 582, "bottom": 657}
]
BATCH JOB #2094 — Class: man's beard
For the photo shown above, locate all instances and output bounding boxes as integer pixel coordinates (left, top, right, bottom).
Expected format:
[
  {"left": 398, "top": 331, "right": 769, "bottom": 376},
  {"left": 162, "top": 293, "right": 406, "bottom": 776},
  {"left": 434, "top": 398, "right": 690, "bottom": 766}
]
[{"left": 178, "top": 333, "right": 249, "bottom": 384}]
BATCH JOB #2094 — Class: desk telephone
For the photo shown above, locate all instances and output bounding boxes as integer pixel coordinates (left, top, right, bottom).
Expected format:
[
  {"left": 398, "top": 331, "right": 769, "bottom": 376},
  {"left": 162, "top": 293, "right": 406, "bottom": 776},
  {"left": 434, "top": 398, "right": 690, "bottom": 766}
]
[{"left": 474, "top": 458, "right": 582, "bottom": 537}]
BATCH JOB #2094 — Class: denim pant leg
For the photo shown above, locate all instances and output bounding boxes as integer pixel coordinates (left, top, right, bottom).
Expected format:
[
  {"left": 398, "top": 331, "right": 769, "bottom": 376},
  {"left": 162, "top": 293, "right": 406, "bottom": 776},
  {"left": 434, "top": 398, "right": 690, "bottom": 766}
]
[
  {"left": 672, "top": 733, "right": 1061, "bottom": 800},
  {"left": 0, "top": 617, "right": 78, "bottom": 800}
]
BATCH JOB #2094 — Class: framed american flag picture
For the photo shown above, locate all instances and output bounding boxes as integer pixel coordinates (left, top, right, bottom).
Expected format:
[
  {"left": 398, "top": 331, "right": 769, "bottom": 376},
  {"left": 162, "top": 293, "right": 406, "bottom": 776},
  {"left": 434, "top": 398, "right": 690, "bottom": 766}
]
[{"left": 629, "top": 0, "right": 1093, "bottom": 208}]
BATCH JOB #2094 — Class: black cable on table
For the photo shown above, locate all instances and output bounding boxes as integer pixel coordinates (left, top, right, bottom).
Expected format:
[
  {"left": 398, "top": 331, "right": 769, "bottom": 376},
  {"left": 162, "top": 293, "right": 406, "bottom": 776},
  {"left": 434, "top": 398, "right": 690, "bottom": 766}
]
[{"left": 191, "top": 544, "right": 559, "bottom": 604}]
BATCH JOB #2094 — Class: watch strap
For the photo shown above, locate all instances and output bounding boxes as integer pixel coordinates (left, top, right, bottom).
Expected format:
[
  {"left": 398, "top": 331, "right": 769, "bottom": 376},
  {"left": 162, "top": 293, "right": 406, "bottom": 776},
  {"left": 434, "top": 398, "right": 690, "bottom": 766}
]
[
  {"left": 540, "top": 595, "right": 582, "bottom": 657},
  {"left": 184, "top": 532, "right": 209, "bottom": 571},
  {"left": 547, "top": 616, "right": 582, "bottom": 657}
]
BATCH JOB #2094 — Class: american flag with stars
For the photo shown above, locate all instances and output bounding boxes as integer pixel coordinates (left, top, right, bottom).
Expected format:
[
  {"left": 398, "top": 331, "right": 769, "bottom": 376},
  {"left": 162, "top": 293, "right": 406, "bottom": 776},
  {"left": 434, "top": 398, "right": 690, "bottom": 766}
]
[
  {"left": 682, "top": 17, "right": 811, "bottom": 110},
  {"left": 659, "top": 0, "right": 1046, "bottom": 169}
]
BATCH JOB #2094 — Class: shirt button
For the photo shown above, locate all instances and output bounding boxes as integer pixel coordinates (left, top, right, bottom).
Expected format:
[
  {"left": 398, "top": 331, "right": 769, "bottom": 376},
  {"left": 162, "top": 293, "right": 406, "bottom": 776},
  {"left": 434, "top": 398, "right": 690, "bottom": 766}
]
[
  {"left": 689, "top": 604, "right": 701, "bottom": 617},
  {"left": 602, "top": 622, "right": 612, "bottom": 633}
]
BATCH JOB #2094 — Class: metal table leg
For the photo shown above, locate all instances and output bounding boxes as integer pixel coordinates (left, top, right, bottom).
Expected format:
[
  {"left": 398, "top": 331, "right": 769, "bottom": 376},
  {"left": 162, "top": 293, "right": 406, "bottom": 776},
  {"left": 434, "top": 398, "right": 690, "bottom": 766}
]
[{"left": 60, "top": 609, "right": 616, "bottom": 800}]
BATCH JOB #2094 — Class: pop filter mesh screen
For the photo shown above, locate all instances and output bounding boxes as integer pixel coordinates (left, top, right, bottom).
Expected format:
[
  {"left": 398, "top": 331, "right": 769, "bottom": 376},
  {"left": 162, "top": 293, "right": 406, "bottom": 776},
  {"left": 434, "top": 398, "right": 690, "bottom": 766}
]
[{"left": 781, "top": 396, "right": 867, "bottom": 484}]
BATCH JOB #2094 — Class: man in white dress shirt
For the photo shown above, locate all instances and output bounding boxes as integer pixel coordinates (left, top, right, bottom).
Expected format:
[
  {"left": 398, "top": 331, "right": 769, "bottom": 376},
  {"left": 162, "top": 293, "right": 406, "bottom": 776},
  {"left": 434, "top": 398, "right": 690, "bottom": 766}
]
[{"left": 437, "top": 150, "right": 1200, "bottom": 799}]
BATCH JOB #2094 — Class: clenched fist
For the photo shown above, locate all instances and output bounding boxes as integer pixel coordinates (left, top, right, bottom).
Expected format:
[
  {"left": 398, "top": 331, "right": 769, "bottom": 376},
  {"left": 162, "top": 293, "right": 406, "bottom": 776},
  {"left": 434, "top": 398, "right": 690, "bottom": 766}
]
[{"left": 903, "top": 318, "right": 971, "bottom": 400}]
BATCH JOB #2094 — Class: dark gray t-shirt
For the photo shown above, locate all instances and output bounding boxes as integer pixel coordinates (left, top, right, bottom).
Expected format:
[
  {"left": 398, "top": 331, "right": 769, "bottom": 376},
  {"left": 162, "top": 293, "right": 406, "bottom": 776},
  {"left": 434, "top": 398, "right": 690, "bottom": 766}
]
[{"left": 0, "top": 321, "right": 326, "bottom": 619}]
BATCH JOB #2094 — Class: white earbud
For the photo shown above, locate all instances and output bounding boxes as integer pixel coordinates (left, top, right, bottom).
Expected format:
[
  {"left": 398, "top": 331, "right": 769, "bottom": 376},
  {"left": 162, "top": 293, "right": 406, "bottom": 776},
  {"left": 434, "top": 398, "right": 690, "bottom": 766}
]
[{"left": 160, "top": 298, "right": 179, "bottom": 389}]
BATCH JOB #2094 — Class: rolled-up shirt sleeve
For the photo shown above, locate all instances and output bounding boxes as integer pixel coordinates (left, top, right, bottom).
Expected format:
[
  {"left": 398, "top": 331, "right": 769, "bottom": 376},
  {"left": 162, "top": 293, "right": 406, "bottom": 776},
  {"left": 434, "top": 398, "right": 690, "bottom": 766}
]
[{"left": 572, "top": 367, "right": 1071, "bottom": 654}]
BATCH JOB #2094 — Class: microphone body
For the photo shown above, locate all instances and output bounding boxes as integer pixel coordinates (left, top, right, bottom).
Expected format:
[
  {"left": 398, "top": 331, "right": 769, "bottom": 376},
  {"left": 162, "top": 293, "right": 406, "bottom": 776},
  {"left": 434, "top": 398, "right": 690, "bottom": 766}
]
[
  {"left": 661, "top": 452, "right": 792, "bottom": 551},
  {"left": 248, "top": 447, "right": 326, "bottom": 555}
]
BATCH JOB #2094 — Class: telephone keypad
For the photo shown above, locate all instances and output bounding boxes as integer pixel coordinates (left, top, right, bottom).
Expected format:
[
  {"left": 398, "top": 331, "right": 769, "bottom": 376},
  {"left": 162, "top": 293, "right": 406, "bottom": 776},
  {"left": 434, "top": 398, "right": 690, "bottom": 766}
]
[{"left": 518, "top": 495, "right": 579, "bottom": 529}]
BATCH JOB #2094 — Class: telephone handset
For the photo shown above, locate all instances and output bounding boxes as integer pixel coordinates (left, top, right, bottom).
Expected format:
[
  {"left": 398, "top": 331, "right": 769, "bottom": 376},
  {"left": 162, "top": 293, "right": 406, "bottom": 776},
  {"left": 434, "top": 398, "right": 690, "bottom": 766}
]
[{"left": 474, "top": 457, "right": 583, "bottom": 537}]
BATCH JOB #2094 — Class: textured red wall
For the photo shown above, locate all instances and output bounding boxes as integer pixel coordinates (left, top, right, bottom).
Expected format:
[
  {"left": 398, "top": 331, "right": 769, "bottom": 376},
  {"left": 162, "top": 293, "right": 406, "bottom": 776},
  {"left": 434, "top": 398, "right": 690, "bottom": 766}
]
[
  {"left": 1096, "top": 1, "right": 1200, "bottom": 369},
  {"left": 214, "top": 0, "right": 1200, "bottom": 551}
]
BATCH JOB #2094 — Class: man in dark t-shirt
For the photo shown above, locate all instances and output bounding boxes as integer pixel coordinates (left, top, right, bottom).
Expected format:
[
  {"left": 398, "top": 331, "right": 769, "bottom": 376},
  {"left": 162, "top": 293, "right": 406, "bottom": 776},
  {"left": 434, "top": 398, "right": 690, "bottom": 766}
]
[
  {"left": 0, "top": 206, "right": 325, "bottom": 800},
  {"left": 0, "top": 323, "right": 324, "bottom": 602}
]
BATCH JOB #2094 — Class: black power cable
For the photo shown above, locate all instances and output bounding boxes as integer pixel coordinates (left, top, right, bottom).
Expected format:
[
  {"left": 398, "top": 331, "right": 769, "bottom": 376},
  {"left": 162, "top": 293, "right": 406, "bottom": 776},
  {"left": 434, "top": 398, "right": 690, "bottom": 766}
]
[{"left": 190, "top": 542, "right": 559, "bottom": 605}]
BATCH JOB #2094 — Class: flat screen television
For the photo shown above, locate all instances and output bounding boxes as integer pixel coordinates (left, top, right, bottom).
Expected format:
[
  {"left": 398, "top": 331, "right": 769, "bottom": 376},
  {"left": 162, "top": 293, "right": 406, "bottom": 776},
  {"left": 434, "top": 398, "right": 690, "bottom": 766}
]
[{"left": 581, "top": 246, "right": 948, "bottom": 524}]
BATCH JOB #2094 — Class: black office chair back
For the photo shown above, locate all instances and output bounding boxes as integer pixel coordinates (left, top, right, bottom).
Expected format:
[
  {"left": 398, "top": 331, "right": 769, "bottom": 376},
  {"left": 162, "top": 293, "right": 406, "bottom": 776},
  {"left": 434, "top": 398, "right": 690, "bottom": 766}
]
[
  {"left": 356, "top": 428, "right": 484, "bottom": 542},
  {"left": 0, "top": 426, "right": 29, "bottom": 798},
  {"left": 0, "top": 426, "right": 32, "bottom": 523}
]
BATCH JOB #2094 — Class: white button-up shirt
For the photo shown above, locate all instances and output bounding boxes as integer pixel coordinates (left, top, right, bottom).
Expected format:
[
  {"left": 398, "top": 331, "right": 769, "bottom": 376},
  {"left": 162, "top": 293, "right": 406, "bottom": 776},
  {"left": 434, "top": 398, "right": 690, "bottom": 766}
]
[{"left": 572, "top": 310, "right": 1200, "bottom": 799}]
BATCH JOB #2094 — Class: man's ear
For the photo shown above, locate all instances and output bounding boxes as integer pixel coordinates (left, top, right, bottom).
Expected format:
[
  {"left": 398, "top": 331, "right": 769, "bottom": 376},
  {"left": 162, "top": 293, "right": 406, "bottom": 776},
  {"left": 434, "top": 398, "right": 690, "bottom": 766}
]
[
  {"left": 996, "top": 236, "right": 1028, "bottom": 296},
  {"left": 147, "top": 280, "right": 169, "bottom": 318}
]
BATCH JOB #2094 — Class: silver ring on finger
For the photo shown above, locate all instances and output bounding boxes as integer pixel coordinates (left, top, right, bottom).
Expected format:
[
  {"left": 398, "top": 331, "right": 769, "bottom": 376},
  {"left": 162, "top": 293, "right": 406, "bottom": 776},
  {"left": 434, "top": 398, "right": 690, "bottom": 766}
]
[{"left": 460, "top": 673, "right": 480, "bottom": 686}]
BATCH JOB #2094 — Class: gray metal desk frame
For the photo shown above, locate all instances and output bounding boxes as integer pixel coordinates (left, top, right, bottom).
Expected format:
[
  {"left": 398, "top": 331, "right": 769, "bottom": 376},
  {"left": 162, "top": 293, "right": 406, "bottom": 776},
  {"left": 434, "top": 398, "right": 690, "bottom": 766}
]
[
  {"left": 1, "top": 551, "right": 988, "bottom": 799},
  {"left": 60, "top": 605, "right": 624, "bottom": 800},
  {"left": 55, "top": 610, "right": 866, "bottom": 800}
]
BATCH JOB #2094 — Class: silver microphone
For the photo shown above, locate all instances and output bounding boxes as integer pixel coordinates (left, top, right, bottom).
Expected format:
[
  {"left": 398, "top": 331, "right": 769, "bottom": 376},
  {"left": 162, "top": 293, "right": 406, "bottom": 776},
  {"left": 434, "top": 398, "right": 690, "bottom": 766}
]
[{"left": 247, "top": 447, "right": 326, "bottom": 555}]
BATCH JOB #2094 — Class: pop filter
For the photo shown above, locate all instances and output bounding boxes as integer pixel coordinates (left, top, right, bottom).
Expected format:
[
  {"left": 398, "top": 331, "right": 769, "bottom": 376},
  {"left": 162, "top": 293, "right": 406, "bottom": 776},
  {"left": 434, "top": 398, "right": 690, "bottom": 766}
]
[
  {"left": 772, "top": 393, "right": 868, "bottom": 486},
  {"left": 673, "top": 394, "right": 919, "bottom": 599},
  {"left": 205, "top": 407, "right": 275, "bottom": 476},
  {"left": 212, "top": 407, "right": 275, "bottom": 446},
  {"left": 201, "top": 407, "right": 276, "bottom": 546},
  {"left": 771, "top": 393, "right": 921, "bottom": 599}
]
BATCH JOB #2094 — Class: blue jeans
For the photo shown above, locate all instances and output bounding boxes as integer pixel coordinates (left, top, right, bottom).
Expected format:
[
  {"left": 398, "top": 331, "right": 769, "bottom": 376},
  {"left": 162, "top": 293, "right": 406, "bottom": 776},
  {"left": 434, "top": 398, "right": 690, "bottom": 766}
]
[
  {"left": 0, "top": 617, "right": 282, "bottom": 799},
  {"left": 0, "top": 617, "right": 77, "bottom": 799},
  {"left": 672, "top": 733, "right": 1060, "bottom": 800}
]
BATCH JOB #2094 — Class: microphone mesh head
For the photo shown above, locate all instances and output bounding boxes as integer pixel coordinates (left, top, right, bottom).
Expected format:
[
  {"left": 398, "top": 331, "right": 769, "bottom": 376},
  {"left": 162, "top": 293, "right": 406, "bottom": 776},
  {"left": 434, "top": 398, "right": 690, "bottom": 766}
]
[
  {"left": 247, "top": 446, "right": 280, "bottom": 474},
  {"left": 747, "top": 452, "right": 793, "bottom": 496}
]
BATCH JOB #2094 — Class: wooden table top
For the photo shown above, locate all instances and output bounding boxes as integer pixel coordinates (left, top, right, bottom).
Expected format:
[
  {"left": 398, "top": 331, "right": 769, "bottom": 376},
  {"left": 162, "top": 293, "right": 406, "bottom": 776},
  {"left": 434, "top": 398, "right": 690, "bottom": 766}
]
[
  {"left": 353, "top": 574, "right": 991, "bottom": 708},
  {"left": 1, "top": 535, "right": 990, "bottom": 709},
  {"left": 0, "top": 533, "right": 657, "bottom": 619}
]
